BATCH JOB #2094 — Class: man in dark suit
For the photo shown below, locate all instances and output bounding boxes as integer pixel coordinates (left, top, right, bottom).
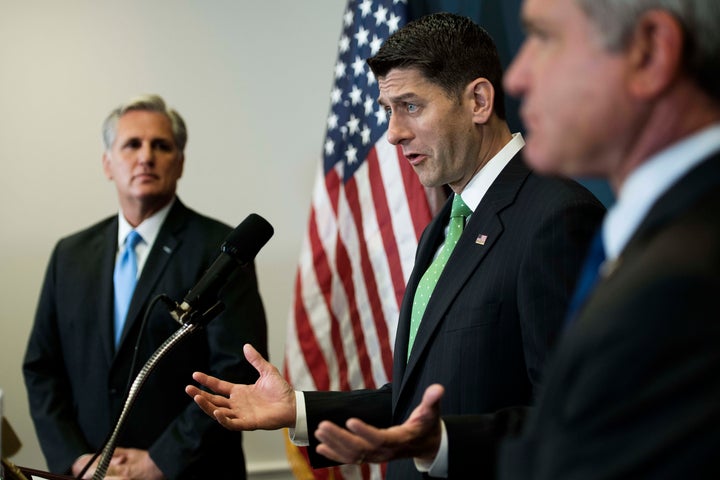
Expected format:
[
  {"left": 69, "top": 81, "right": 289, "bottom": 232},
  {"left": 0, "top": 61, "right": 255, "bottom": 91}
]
[
  {"left": 185, "top": 13, "right": 604, "bottom": 479},
  {"left": 23, "top": 94, "right": 268, "bottom": 479},
  {"left": 323, "top": 0, "right": 720, "bottom": 477},
  {"left": 496, "top": 0, "right": 720, "bottom": 477}
]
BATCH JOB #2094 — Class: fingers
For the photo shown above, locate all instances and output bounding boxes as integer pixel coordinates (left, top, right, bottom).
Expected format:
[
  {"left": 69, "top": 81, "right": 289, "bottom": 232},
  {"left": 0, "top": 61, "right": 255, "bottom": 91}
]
[
  {"left": 315, "top": 420, "right": 372, "bottom": 464},
  {"left": 415, "top": 383, "right": 444, "bottom": 419},
  {"left": 345, "top": 417, "right": 383, "bottom": 441},
  {"left": 212, "top": 410, "right": 245, "bottom": 431},
  {"left": 188, "top": 388, "right": 224, "bottom": 418},
  {"left": 422, "top": 383, "right": 445, "bottom": 407},
  {"left": 243, "top": 343, "right": 278, "bottom": 377},
  {"left": 185, "top": 386, "right": 247, "bottom": 430},
  {"left": 185, "top": 384, "right": 201, "bottom": 399},
  {"left": 191, "top": 371, "right": 234, "bottom": 395},
  {"left": 110, "top": 448, "right": 128, "bottom": 465},
  {"left": 186, "top": 373, "right": 235, "bottom": 417}
]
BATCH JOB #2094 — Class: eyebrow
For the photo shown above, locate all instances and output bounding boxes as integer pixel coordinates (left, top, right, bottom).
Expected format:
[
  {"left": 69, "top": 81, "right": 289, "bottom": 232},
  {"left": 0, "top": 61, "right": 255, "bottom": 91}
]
[
  {"left": 521, "top": 12, "right": 554, "bottom": 35},
  {"left": 378, "top": 92, "right": 420, "bottom": 106}
]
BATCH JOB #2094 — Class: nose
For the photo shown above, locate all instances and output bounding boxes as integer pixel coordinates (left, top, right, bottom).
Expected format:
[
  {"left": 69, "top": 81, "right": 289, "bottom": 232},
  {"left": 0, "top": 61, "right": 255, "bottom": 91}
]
[
  {"left": 137, "top": 142, "right": 155, "bottom": 165},
  {"left": 503, "top": 42, "right": 530, "bottom": 99},
  {"left": 386, "top": 113, "right": 412, "bottom": 146}
]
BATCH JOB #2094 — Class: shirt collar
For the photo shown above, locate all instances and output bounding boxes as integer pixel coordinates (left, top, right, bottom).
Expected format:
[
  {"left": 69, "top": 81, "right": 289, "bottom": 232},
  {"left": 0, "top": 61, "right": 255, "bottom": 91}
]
[
  {"left": 603, "top": 123, "right": 720, "bottom": 259},
  {"left": 117, "top": 197, "right": 175, "bottom": 249},
  {"left": 459, "top": 133, "right": 524, "bottom": 211}
]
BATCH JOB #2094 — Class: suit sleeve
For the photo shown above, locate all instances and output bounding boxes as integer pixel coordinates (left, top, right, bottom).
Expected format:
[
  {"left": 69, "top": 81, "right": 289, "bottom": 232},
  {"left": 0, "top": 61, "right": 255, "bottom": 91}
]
[
  {"left": 304, "top": 384, "right": 393, "bottom": 469},
  {"left": 444, "top": 407, "right": 528, "bottom": 478},
  {"left": 23, "top": 244, "right": 92, "bottom": 474}
]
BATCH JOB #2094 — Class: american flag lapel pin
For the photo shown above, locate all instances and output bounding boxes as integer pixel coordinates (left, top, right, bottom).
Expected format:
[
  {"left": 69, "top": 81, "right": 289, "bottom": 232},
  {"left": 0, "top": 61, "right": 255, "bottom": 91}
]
[{"left": 475, "top": 234, "right": 488, "bottom": 245}]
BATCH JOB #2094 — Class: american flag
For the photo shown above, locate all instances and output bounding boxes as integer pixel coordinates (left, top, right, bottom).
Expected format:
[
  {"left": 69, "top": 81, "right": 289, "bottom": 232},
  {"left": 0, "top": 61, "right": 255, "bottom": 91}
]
[{"left": 283, "top": 0, "right": 440, "bottom": 478}]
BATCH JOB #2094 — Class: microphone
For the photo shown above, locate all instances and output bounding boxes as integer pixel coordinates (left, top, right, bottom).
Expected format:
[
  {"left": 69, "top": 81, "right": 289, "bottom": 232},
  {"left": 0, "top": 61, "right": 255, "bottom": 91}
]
[{"left": 170, "top": 213, "right": 274, "bottom": 323}]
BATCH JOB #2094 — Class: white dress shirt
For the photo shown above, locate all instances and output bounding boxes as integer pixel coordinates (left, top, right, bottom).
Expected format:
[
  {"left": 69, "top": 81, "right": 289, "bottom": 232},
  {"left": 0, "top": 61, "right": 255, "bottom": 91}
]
[
  {"left": 603, "top": 123, "right": 720, "bottom": 260},
  {"left": 116, "top": 198, "right": 175, "bottom": 276}
]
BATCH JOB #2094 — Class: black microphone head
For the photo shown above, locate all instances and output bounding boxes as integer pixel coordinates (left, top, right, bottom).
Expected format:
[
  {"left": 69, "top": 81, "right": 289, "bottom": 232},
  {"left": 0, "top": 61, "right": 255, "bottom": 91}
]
[{"left": 222, "top": 213, "right": 274, "bottom": 263}]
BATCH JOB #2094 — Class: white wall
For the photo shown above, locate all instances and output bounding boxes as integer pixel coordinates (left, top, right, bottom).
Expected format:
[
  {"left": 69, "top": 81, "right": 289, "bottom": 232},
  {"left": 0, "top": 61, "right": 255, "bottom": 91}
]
[{"left": 0, "top": 1, "right": 346, "bottom": 477}]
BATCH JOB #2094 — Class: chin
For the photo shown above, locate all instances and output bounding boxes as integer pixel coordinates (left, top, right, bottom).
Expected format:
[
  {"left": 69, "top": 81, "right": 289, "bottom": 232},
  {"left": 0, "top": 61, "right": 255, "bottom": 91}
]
[
  {"left": 416, "top": 172, "right": 440, "bottom": 189},
  {"left": 523, "top": 148, "right": 558, "bottom": 176},
  {"left": 523, "top": 141, "right": 578, "bottom": 178}
]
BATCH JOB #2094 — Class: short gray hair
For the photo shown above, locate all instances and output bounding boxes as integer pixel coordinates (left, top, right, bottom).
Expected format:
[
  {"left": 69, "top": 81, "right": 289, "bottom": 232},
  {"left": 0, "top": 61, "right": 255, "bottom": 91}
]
[
  {"left": 102, "top": 94, "right": 188, "bottom": 152},
  {"left": 577, "top": 0, "right": 720, "bottom": 100}
]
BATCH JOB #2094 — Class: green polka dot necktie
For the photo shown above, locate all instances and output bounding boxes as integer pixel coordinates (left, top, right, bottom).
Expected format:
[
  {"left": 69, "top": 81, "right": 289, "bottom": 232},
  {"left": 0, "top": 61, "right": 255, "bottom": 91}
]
[{"left": 408, "top": 194, "right": 471, "bottom": 360}]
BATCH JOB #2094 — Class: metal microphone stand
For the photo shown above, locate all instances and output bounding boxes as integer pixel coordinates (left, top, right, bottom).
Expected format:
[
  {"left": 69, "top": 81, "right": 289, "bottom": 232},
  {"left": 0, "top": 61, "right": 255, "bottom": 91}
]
[{"left": 91, "top": 301, "right": 224, "bottom": 480}]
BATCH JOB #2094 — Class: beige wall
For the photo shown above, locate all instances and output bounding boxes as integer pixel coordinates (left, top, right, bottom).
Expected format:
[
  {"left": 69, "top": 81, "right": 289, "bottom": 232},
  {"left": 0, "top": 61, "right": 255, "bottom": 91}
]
[{"left": 0, "top": 1, "right": 346, "bottom": 477}]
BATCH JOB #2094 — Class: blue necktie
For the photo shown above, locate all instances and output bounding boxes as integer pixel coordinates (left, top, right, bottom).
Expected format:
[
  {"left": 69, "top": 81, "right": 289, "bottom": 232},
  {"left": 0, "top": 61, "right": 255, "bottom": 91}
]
[
  {"left": 408, "top": 194, "right": 472, "bottom": 360},
  {"left": 564, "top": 231, "right": 606, "bottom": 327},
  {"left": 114, "top": 230, "right": 142, "bottom": 347}
]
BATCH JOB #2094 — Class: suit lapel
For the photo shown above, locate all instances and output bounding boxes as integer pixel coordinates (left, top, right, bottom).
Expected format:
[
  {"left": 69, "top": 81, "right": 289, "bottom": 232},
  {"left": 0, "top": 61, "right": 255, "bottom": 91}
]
[
  {"left": 393, "top": 198, "right": 452, "bottom": 374},
  {"left": 397, "top": 156, "right": 531, "bottom": 403},
  {"left": 97, "top": 218, "right": 120, "bottom": 365},
  {"left": 115, "top": 201, "right": 188, "bottom": 352}
]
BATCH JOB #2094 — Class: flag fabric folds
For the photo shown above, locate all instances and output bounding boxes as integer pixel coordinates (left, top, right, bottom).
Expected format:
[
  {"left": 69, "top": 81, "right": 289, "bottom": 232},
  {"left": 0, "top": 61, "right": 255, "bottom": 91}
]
[{"left": 283, "top": 0, "right": 439, "bottom": 478}]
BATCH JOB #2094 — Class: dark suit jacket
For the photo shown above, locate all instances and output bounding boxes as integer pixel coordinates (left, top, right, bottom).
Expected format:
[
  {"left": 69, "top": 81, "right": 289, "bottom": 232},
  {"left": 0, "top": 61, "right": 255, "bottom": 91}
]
[
  {"left": 303, "top": 155, "right": 605, "bottom": 478},
  {"left": 498, "top": 153, "right": 720, "bottom": 479},
  {"left": 23, "top": 199, "right": 268, "bottom": 480}
]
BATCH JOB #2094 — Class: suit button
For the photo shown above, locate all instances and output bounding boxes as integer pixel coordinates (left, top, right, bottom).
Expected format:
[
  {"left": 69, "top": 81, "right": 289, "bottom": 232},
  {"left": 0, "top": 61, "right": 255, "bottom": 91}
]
[{"left": 109, "top": 388, "right": 119, "bottom": 396}]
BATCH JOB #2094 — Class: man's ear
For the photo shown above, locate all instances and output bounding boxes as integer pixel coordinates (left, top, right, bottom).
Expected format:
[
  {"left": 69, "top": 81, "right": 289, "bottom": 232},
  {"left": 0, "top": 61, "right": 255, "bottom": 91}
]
[
  {"left": 626, "top": 10, "right": 684, "bottom": 99},
  {"left": 469, "top": 78, "right": 494, "bottom": 124},
  {"left": 177, "top": 153, "right": 185, "bottom": 179},
  {"left": 102, "top": 151, "right": 113, "bottom": 180}
]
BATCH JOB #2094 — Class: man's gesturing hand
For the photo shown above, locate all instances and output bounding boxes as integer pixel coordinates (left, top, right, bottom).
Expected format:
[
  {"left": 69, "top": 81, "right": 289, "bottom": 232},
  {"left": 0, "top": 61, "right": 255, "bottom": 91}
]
[
  {"left": 186, "top": 343, "right": 297, "bottom": 431},
  {"left": 314, "top": 384, "right": 445, "bottom": 465}
]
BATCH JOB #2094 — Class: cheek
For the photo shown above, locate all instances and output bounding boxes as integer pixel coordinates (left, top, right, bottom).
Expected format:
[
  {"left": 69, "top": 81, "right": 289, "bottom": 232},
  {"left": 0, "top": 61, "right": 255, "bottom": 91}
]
[
  {"left": 529, "top": 90, "right": 624, "bottom": 176},
  {"left": 159, "top": 156, "right": 182, "bottom": 175},
  {"left": 171, "top": 159, "right": 184, "bottom": 179}
]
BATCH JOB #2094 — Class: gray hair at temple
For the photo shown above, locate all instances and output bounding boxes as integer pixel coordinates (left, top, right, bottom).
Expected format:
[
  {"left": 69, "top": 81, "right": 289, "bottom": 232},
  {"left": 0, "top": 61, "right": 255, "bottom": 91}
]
[
  {"left": 577, "top": 0, "right": 720, "bottom": 100},
  {"left": 102, "top": 94, "right": 188, "bottom": 152}
]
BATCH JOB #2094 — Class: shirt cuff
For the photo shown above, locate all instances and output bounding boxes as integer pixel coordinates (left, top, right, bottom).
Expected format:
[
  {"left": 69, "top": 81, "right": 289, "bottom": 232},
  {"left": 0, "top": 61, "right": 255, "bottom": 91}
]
[
  {"left": 288, "top": 391, "right": 309, "bottom": 446},
  {"left": 414, "top": 419, "right": 448, "bottom": 477}
]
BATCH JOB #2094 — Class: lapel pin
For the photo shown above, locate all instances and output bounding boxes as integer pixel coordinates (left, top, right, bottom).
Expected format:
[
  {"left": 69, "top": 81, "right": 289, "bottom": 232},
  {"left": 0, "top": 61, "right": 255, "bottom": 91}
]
[
  {"left": 163, "top": 245, "right": 172, "bottom": 254},
  {"left": 475, "top": 234, "right": 488, "bottom": 245}
]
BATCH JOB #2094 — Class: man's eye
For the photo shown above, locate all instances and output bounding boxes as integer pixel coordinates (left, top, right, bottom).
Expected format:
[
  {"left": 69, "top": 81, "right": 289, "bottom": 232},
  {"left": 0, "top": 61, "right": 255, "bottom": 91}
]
[
  {"left": 123, "top": 139, "right": 141, "bottom": 149},
  {"left": 154, "top": 141, "right": 173, "bottom": 152},
  {"left": 384, "top": 106, "right": 393, "bottom": 117},
  {"left": 528, "top": 26, "right": 551, "bottom": 43},
  {"left": 407, "top": 103, "right": 418, "bottom": 113}
]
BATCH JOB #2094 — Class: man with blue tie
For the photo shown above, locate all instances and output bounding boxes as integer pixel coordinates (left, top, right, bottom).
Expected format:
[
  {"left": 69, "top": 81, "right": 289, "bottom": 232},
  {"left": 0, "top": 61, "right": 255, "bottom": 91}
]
[{"left": 23, "top": 94, "right": 268, "bottom": 479}]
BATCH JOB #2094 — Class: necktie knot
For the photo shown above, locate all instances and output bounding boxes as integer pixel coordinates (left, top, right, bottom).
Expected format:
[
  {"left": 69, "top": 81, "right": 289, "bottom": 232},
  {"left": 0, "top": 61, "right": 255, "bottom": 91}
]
[
  {"left": 450, "top": 194, "right": 472, "bottom": 220},
  {"left": 125, "top": 230, "right": 142, "bottom": 250}
]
